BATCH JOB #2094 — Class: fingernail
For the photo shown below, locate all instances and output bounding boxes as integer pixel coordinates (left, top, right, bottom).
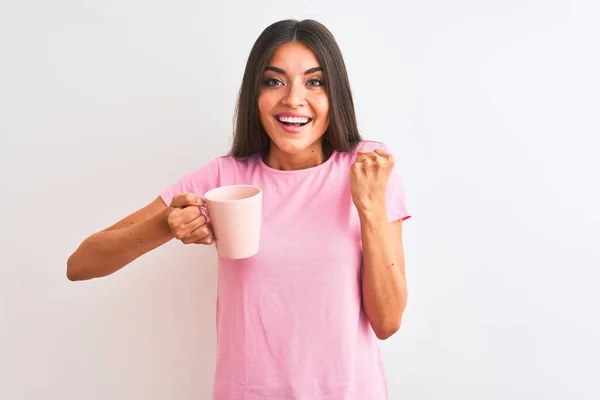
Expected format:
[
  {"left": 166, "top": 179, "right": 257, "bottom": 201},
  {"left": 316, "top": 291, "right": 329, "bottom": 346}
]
[
  {"left": 357, "top": 152, "right": 364, "bottom": 155},
  {"left": 197, "top": 197, "right": 203, "bottom": 204}
]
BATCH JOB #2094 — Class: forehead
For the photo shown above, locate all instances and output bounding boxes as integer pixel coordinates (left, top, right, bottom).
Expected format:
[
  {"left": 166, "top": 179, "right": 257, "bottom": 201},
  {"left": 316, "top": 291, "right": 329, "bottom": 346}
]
[{"left": 267, "top": 41, "right": 321, "bottom": 71}]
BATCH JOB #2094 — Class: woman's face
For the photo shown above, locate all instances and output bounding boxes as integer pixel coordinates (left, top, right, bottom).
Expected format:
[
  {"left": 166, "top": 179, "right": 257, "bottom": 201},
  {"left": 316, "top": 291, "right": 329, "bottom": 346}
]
[{"left": 258, "top": 41, "right": 330, "bottom": 157}]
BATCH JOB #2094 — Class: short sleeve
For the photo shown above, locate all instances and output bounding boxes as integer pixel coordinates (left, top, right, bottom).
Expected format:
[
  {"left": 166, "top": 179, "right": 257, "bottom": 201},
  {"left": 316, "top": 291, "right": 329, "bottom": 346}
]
[
  {"left": 355, "top": 140, "right": 411, "bottom": 223},
  {"left": 384, "top": 145, "right": 411, "bottom": 223},
  {"left": 159, "top": 157, "right": 221, "bottom": 206}
]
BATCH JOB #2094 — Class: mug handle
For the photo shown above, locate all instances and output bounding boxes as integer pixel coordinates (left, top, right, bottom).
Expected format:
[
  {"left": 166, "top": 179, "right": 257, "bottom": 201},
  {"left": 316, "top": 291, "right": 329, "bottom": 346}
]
[{"left": 199, "top": 205, "right": 218, "bottom": 249}]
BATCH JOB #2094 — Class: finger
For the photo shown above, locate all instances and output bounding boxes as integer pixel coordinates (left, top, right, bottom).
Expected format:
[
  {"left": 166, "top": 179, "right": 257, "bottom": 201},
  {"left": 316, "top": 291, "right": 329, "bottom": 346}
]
[
  {"left": 169, "top": 206, "right": 202, "bottom": 232},
  {"left": 183, "top": 223, "right": 212, "bottom": 244},
  {"left": 374, "top": 149, "right": 395, "bottom": 168},
  {"left": 362, "top": 151, "right": 378, "bottom": 158},
  {"left": 373, "top": 148, "right": 392, "bottom": 159},
  {"left": 194, "top": 230, "right": 215, "bottom": 245},
  {"left": 170, "top": 193, "right": 205, "bottom": 208},
  {"left": 180, "top": 226, "right": 210, "bottom": 244},
  {"left": 356, "top": 152, "right": 368, "bottom": 162},
  {"left": 197, "top": 222, "right": 216, "bottom": 244},
  {"left": 171, "top": 213, "right": 206, "bottom": 240},
  {"left": 184, "top": 214, "right": 207, "bottom": 233},
  {"left": 179, "top": 205, "right": 204, "bottom": 223},
  {"left": 350, "top": 160, "right": 366, "bottom": 175},
  {"left": 357, "top": 151, "right": 377, "bottom": 161}
]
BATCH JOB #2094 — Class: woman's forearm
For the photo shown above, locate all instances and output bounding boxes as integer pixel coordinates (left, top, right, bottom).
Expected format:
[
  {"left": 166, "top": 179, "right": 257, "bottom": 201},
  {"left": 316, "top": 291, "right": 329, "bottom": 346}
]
[
  {"left": 67, "top": 208, "right": 173, "bottom": 281},
  {"left": 359, "top": 205, "right": 407, "bottom": 340}
]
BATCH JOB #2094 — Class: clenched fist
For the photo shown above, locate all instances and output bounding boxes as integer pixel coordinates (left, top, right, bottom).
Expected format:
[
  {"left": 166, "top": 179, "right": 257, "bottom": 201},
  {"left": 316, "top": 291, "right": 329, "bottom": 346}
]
[
  {"left": 166, "top": 193, "right": 214, "bottom": 245},
  {"left": 349, "top": 149, "right": 394, "bottom": 213}
]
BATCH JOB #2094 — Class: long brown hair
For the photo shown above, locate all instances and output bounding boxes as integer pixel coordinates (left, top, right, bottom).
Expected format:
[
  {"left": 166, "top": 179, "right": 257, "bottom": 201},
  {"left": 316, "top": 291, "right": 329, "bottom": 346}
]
[{"left": 228, "top": 19, "right": 362, "bottom": 158}]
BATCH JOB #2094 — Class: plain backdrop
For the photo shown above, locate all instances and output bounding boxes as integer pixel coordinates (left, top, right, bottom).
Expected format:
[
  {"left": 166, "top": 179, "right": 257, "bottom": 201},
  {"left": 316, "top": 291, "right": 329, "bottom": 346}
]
[{"left": 1, "top": 0, "right": 599, "bottom": 399}]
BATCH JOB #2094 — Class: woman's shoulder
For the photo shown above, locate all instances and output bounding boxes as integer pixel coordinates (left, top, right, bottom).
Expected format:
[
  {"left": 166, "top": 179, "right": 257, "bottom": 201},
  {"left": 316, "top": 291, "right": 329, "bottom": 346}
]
[
  {"left": 210, "top": 153, "right": 262, "bottom": 177},
  {"left": 216, "top": 153, "right": 261, "bottom": 168}
]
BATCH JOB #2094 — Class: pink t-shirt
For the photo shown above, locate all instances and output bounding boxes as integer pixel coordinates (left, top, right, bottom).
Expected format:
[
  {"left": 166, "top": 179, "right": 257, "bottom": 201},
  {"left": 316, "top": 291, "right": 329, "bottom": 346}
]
[{"left": 160, "top": 140, "right": 411, "bottom": 400}]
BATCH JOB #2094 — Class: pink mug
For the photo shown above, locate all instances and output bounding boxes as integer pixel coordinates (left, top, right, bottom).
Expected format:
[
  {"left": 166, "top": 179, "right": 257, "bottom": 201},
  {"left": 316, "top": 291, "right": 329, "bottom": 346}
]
[{"left": 203, "top": 184, "right": 262, "bottom": 259}]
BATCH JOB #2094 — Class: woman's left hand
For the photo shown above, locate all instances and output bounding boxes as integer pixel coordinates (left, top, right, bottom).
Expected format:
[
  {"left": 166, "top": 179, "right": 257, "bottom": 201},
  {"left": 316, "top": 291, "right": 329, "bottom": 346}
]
[{"left": 349, "top": 149, "right": 395, "bottom": 214}]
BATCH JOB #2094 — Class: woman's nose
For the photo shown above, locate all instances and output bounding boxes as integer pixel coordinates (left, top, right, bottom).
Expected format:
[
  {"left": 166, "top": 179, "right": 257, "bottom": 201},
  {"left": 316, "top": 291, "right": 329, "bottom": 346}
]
[{"left": 281, "top": 83, "right": 306, "bottom": 108}]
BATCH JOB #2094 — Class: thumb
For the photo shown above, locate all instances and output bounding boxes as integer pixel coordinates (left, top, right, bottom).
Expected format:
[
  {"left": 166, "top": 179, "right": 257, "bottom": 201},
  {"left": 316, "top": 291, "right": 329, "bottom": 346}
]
[{"left": 171, "top": 193, "right": 205, "bottom": 208}]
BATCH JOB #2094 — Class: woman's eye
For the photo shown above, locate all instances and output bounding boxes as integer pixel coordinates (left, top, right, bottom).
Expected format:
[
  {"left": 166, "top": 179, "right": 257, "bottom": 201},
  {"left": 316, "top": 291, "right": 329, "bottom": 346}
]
[
  {"left": 264, "top": 78, "right": 283, "bottom": 87},
  {"left": 307, "top": 79, "right": 324, "bottom": 87}
]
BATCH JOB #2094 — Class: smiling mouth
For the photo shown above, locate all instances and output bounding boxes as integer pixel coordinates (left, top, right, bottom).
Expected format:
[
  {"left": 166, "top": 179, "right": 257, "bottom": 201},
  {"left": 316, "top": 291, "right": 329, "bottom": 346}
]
[{"left": 275, "top": 115, "right": 313, "bottom": 128}]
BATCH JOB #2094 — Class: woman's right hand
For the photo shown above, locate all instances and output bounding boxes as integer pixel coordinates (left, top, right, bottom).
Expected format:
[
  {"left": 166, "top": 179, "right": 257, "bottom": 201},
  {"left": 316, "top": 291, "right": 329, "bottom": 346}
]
[{"left": 167, "top": 193, "right": 214, "bottom": 245}]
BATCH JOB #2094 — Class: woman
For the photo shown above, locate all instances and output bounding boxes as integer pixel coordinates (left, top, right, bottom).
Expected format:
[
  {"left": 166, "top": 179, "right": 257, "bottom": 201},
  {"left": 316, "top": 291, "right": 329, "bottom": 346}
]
[{"left": 67, "top": 19, "right": 411, "bottom": 400}]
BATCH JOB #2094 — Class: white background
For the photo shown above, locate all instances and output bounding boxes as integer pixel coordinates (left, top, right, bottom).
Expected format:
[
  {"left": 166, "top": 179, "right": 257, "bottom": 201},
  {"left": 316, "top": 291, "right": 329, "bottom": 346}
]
[{"left": 1, "top": 0, "right": 599, "bottom": 399}]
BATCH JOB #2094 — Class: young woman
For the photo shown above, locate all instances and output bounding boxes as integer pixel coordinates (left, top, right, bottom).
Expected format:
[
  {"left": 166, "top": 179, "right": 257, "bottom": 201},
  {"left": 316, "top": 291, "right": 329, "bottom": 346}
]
[{"left": 67, "top": 19, "right": 411, "bottom": 400}]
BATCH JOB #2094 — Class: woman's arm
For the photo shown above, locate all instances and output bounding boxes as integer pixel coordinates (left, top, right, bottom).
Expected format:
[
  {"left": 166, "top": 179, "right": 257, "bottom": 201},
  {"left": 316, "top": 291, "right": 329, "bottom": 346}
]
[
  {"left": 359, "top": 207, "right": 407, "bottom": 340},
  {"left": 350, "top": 147, "right": 408, "bottom": 340},
  {"left": 66, "top": 196, "right": 173, "bottom": 281},
  {"left": 66, "top": 193, "right": 213, "bottom": 281}
]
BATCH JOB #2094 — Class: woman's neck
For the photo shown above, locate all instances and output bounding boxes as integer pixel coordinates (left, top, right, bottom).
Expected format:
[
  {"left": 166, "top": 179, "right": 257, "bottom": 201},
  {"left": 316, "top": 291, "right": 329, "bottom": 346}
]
[{"left": 264, "top": 142, "right": 332, "bottom": 171}]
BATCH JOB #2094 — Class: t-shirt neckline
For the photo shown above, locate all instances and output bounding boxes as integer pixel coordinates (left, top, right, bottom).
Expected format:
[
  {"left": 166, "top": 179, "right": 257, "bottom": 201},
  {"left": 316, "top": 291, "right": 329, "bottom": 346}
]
[{"left": 258, "top": 150, "right": 339, "bottom": 175}]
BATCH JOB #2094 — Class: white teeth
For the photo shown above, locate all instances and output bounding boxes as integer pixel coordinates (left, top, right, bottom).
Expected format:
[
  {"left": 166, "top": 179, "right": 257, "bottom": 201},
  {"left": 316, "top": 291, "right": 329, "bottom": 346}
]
[{"left": 278, "top": 116, "right": 310, "bottom": 124}]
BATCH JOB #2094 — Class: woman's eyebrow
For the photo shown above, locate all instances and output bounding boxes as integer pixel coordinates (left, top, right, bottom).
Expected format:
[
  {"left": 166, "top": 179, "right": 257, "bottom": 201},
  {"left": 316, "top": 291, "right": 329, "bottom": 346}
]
[{"left": 264, "top": 66, "right": 323, "bottom": 75}]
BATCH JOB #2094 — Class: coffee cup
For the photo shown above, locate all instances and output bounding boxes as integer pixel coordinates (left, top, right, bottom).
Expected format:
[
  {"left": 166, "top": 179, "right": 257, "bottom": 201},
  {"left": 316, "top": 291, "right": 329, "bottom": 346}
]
[{"left": 203, "top": 184, "right": 262, "bottom": 259}]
